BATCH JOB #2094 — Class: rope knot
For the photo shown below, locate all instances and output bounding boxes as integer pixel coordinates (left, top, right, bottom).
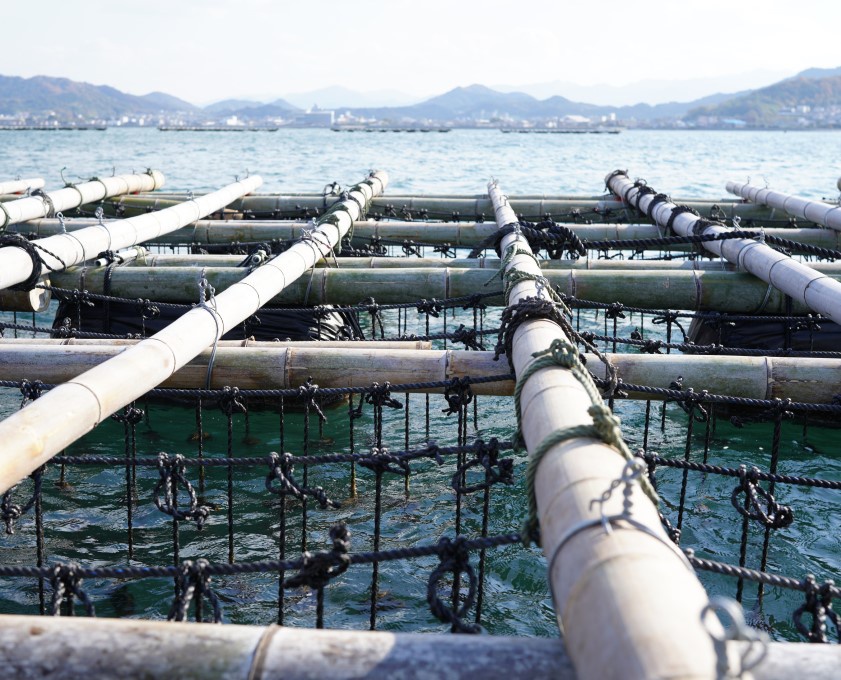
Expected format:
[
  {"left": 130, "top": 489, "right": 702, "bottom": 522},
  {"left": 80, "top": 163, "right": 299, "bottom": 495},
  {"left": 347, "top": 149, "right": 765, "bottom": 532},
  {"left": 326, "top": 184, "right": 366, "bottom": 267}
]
[
  {"left": 50, "top": 562, "right": 95, "bottom": 616},
  {"left": 153, "top": 453, "right": 210, "bottom": 530},
  {"left": 284, "top": 524, "right": 351, "bottom": 590},
  {"left": 442, "top": 377, "right": 474, "bottom": 415},
  {"left": 168, "top": 558, "right": 221, "bottom": 623}
]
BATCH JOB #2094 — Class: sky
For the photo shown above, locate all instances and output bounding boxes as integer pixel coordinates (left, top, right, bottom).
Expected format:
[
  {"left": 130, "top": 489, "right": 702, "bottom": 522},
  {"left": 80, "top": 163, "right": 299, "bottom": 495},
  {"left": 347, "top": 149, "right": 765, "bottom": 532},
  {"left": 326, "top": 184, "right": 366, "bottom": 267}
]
[{"left": 2, "top": 0, "right": 841, "bottom": 106}]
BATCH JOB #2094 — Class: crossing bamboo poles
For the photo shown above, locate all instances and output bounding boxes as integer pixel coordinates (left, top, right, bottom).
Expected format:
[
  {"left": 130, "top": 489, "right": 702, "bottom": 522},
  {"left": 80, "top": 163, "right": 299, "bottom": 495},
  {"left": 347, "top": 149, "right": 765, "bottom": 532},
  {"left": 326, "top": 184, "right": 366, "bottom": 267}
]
[
  {"left": 725, "top": 180, "right": 841, "bottom": 231},
  {"left": 0, "top": 170, "right": 164, "bottom": 230},
  {"left": 0, "top": 178, "right": 44, "bottom": 195},
  {"left": 0, "top": 171, "right": 387, "bottom": 495},
  {"left": 0, "top": 175, "right": 259, "bottom": 292},
  {"left": 607, "top": 171, "right": 841, "bottom": 326},
  {"left": 490, "top": 178, "right": 715, "bottom": 678}
]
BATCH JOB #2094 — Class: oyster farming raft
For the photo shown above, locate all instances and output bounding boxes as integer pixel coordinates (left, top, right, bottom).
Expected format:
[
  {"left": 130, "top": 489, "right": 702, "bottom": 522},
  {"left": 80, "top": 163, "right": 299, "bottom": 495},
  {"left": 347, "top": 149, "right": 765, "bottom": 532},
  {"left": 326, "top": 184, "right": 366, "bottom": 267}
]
[{"left": 0, "top": 167, "right": 839, "bottom": 679}]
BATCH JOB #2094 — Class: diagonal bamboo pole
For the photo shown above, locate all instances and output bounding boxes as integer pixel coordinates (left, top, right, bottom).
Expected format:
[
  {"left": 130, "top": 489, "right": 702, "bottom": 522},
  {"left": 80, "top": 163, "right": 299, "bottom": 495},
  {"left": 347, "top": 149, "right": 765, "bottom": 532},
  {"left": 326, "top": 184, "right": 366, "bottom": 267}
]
[
  {"left": 0, "top": 178, "right": 44, "bottom": 195},
  {"left": 0, "top": 171, "right": 164, "bottom": 230},
  {"left": 0, "top": 175, "right": 260, "bottom": 292},
  {"left": 726, "top": 180, "right": 841, "bottom": 231},
  {"left": 490, "top": 178, "right": 715, "bottom": 679},
  {"left": 608, "top": 171, "right": 841, "bottom": 326},
  {"left": 0, "top": 171, "right": 387, "bottom": 495}
]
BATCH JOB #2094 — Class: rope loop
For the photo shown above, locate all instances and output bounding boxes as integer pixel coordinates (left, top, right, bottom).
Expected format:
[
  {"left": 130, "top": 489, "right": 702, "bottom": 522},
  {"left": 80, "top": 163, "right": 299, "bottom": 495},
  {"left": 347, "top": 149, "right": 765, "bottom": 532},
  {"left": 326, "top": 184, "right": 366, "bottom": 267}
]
[
  {"left": 731, "top": 465, "right": 794, "bottom": 529},
  {"left": 451, "top": 438, "right": 513, "bottom": 494},
  {"left": 153, "top": 453, "right": 210, "bottom": 530},
  {"left": 427, "top": 536, "right": 480, "bottom": 634}
]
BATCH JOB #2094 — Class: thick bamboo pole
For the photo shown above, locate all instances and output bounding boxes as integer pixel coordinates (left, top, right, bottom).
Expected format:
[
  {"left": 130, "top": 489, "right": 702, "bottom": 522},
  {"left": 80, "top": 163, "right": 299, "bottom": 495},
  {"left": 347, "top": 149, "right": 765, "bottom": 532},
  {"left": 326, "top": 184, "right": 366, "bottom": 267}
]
[
  {"left": 608, "top": 172, "right": 841, "bottom": 326},
  {"left": 0, "top": 170, "right": 164, "bottom": 230},
  {"left": 16, "top": 220, "right": 840, "bottom": 251},
  {"left": 0, "top": 344, "right": 838, "bottom": 402},
  {"left": 0, "top": 616, "right": 571, "bottom": 679},
  {"left": 52, "top": 266, "right": 822, "bottom": 313},
  {"left": 0, "top": 176, "right": 261, "bottom": 292},
  {"left": 726, "top": 180, "right": 841, "bottom": 231},
  {"left": 0, "top": 177, "right": 44, "bottom": 195},
  {"left": 490, "top": 179, "right": 715, "bottom": 679},
  {"left": 0, "top": 171, "right": 387, "bottom": 494},
  {"left": 0, "top": 286, "right": 50, "bottom": 312},
  {"left": 99, "top": 193, "right": 776, "bottom": 223},
  {"left": 131, "top": 252, "right": 841, "bottom": 274},
  {"left": 0, "top": 615, "right": 832, "bottom": 679}
]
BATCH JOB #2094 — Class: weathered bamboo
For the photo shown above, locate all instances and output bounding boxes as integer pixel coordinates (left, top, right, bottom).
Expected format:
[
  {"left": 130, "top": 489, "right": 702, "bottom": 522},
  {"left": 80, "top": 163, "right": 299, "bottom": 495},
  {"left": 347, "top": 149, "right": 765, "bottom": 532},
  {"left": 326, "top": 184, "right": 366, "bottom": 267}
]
[
  {"left": 0, "top": 176, "right": 261, "bottom": 292},
  {"left": 0, "top": 616, "right": 571, "bottom": 679},
  {"left": 0, "top": 171, "right": 387, "bottom": 494},
  {"left": 99, "top": 193, "right": 776, "bottom": 223},
  {"left": 130, "top": 252, "right": 841, "bottom": 274},
  {"left": 608, "top": 171, "right": 841, "bottom": 326},
  {"left": 0, "top": 615, "right": 833, "bottom": 679},
  {"left": 0, "top": 177, "right": 44, "bottom": 195},
  {"left": 0, "top": 344, "right": 838, "bottom": 402},
  {"left": 0, "top": 338, "right": 431, "bottom": 349},
  {"left": 15, "top": 219, "right": 840, "bottom": 251},
  {"left": 726, "top": 180, "right": 841, "bottom": 231},
  {"left": 490, "top": 178, "right": 716, "bottom": 679},
  {"left": 0, "top": 286, "right": 50, "bottom": 312},
  {"left": 0, "top": 170, "right": 164, "bottom": 230},
  {"left": 52, "top": 265, "right": 824, "bottom": 313}
]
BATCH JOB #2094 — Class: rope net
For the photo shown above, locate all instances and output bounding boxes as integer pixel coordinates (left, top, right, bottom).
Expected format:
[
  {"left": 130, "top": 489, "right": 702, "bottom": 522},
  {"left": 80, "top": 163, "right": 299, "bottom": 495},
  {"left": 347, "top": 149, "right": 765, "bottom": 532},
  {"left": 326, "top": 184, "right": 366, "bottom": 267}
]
[{"left": 0, "top": 192, "right": 839, "bottom": 645}]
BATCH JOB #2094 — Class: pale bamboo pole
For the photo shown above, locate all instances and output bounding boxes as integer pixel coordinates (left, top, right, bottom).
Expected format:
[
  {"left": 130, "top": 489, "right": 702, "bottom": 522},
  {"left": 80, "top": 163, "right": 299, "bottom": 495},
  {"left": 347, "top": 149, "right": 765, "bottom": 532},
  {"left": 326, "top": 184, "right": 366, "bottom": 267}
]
[
  {"left": 0, "top": 175, "right": 261, "bottom": 292},
  {"left": 0, "top": 178, "right": 44, "bottom": 195},
  {"left": 0, "top": 615, "right": 571, "bottom": 679},
  {"left": 0, "top": 286, "right": 50, "bottom": 312},
  {"left": 726, "top": 180, "right": 841, "bottom": 231},
  {"left": 0, "top": 343, "right": 838, "bottom": 402},
  {"left": 0, "top": 171, "right": 387, "bottom": 494},
  {"left": 16, "top": 219, "right": 841, "bottom": 251},
  {"left": 608, "top": 171, "right": 841, "bottom": 326},
  {"left": 0, "top": 615, "right": 833, "bottom": 679},
  {"left": 0, "top": 170, "right": 164, "bottom": 230},
  {"left": 51, "top": 266, "right": 822, "bottom": 313},
  {"left": 489, "top": 178, "right": 715, "bottom": 679}
]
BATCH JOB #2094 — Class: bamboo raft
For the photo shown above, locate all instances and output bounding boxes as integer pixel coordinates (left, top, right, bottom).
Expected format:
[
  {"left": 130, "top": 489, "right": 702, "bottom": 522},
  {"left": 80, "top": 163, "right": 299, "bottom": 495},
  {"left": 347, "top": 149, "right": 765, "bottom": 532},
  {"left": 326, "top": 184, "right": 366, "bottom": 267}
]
[{"left": 0, "top": 168, "right": 839, "bottom": 679}]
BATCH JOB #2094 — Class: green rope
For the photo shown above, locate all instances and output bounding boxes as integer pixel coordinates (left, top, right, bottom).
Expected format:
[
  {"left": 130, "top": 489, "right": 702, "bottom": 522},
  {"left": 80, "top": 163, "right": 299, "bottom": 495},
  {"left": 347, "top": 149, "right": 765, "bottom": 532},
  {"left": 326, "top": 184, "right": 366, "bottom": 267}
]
[{"left": 497, "top": 237, "right": 659, "bottom": 545}]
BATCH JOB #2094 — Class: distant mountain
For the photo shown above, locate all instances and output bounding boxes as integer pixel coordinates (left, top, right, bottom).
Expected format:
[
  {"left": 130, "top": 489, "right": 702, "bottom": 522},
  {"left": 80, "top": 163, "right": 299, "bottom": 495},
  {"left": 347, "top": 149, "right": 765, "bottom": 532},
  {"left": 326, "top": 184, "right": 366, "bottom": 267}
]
[
  {"left": 283, "top": 86, "right": 420, "bottom": 109},
  {"left": 493, "top": 70, "right": 788, "bottom": 107},
  {"left": 345, "top": 84, "right": 741, "bottom": 123},
  {"left": 793, "top": 66, "right": 841, "bottom": 80},
  {"left": 204, "top": 98, "right": 264, "bottom": 113},
  {"left": 685, "top": 75, "right": 841, "bottom": 126},
  {"left": 140, "top": 91, "right": 197, "bottom": 111},
  {"left": 0, "top": 74, "right": 195, "bottom": 117}
]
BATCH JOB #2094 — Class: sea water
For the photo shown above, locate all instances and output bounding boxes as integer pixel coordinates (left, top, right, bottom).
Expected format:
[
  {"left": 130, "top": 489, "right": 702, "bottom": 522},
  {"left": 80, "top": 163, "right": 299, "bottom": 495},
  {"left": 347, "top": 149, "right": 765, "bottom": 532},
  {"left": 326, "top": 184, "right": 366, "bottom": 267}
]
[{"left": 0, "top": 128, "right": 839, "bottom": 639}]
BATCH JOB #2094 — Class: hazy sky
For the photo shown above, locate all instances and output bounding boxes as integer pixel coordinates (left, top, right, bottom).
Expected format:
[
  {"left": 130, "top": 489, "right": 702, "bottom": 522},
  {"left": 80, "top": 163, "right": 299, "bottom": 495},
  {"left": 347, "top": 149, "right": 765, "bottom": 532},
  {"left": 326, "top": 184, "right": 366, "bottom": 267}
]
[{"left": 3, "top": 0, "right": 840, "bottom": 105}]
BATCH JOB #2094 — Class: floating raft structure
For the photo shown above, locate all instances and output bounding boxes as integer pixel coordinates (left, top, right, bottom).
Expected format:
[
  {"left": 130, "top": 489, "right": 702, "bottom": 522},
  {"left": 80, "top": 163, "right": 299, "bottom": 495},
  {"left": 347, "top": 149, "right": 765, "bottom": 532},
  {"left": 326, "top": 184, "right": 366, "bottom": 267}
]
[{"left": 0, "top": 167, "right": 839, "bottom": 679}]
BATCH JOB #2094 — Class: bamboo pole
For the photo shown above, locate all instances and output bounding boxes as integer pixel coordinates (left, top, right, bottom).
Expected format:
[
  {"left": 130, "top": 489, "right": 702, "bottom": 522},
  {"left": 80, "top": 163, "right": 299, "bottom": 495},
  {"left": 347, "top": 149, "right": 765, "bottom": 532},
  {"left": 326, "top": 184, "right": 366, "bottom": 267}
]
[
  {"left": 726, "top": 180, "right": 841, "bottom": 231},
  {"left": 0, "top": 171, "right": 387, "bottom": 494},
  {"left": 98, "top": 193, "right": 776, "bottom": 223},
  {"left": 0, "top": 176, "right": 261, "bottom": 292},
  {"left": 0, "top": 616, "right": 571, "bottom": 679},
  {"left": 51, "top": 266, "right": 823, "bottom": 313},
  {"left": 0, "top": 286, "right": 50, "bottom": 312},
  {"left": 608, "top": 171, "right": 841, "bottom": 326},
  {"left": 15, "top": 219, "right": 840, "bottom": 251},
  {"left": 0, "top": 178, "right": 44, "bottom": 195},
  {"left": 0, "top": 615, "right": 832, "bottom": 679},
  {"left": 0, "top": 170, "right": 164, "bottom": 230},
  {"left": 0, "top": 344, "right": 838, "bottom": 402},
  {"left": 490, "top": 178, "right": 716, "bottom": 679},
  {"left": 130, "top": 252, "right": 841, "bottom": 274}
]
